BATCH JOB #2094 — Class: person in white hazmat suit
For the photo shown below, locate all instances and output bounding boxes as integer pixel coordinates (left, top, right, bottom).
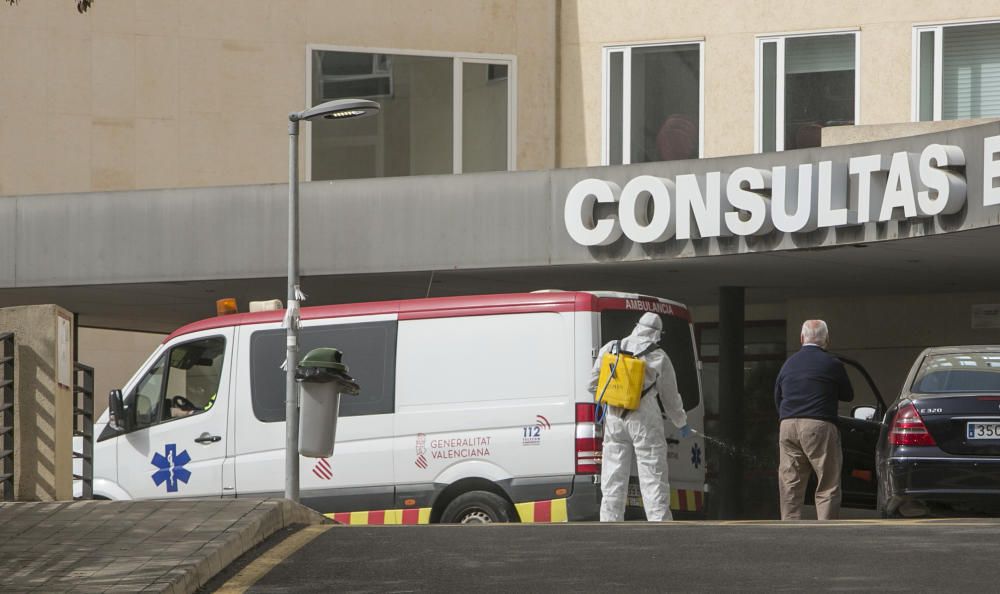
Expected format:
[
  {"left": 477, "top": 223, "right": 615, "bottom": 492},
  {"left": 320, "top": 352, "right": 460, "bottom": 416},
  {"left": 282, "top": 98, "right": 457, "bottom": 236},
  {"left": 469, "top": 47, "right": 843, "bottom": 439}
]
[{"left": 588, "top": 312, "right": 691, "bottom": 522}]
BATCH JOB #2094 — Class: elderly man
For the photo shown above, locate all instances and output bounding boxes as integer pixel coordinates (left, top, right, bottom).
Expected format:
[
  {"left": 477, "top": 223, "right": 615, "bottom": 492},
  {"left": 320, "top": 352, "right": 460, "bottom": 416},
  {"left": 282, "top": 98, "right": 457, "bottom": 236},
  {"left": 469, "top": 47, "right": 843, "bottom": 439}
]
[{"left": 774, "top": 320, "right": 854, "bottom": 520}]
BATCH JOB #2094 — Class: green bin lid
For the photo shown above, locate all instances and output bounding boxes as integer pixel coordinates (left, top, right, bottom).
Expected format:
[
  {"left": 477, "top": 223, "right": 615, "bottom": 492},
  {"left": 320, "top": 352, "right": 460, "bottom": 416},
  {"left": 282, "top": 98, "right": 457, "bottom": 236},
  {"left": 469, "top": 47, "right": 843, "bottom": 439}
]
[{"left": 298, "top": 347, "right": 349, "bottom": 373}]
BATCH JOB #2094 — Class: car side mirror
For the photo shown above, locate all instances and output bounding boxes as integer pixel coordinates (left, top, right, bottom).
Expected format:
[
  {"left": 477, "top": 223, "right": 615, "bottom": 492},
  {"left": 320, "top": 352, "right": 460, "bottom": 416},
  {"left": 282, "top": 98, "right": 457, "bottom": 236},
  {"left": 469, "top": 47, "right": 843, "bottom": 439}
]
[
  {"left": 852, "top": 405, "right": 877, "bottom": 422},
  {"left": 108, "top": 389, "right": 131, "bottom": 432}
]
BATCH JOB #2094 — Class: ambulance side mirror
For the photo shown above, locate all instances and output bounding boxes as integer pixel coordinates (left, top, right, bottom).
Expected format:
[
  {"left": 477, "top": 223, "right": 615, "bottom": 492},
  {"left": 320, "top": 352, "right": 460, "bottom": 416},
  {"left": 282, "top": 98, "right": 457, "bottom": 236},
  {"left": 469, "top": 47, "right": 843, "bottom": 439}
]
[{"left": 108, "top": 389, "right": 131, "bottom": 432}]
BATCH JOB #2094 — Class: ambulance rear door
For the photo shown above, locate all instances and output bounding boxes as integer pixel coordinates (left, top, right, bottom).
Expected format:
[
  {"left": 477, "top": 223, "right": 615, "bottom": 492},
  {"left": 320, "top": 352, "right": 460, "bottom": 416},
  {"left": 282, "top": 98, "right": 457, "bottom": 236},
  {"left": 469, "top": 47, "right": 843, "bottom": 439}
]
[{"left": 596, "top": 297, "right": 706, "bottom": 513}]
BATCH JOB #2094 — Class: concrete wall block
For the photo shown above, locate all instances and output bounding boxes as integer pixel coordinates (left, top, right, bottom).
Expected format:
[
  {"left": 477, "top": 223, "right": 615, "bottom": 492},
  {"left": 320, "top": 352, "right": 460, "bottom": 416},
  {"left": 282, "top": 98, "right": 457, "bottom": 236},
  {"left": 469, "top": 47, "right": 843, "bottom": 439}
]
[{"left": 0, "top": 305, "right": 74, "bottom": 501}]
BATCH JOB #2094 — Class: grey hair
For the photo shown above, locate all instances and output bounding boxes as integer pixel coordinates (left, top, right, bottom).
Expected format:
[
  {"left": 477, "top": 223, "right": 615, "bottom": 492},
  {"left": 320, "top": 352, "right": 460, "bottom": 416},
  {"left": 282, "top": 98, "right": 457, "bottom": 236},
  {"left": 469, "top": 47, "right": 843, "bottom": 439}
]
[{"left": 800, "top": 319, "right": 829, "bottom": 348}]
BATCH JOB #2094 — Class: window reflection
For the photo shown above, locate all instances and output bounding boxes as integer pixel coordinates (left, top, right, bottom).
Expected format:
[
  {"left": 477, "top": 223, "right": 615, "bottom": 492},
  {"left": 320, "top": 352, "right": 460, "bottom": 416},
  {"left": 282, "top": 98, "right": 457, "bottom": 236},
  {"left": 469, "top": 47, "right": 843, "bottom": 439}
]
[
  {"left": 783, "top": 35, "right": 855, "bottom": 150},
  {"left": 606, "top": 43, "right": 701, "bottom": 164},
  {"left": 310, "top": 50, "right": 512, "bottom": 180}
]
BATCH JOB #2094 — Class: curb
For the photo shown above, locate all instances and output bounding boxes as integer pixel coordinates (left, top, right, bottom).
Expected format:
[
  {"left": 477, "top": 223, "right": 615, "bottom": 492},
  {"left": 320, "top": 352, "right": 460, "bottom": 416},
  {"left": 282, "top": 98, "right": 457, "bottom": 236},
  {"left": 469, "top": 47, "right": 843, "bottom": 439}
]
[
  {"left": 0, "top": 498, "right": 328, "bottom": 594},
  {"left": 175, "top": 499, "right": 329, "bottom": 594}
]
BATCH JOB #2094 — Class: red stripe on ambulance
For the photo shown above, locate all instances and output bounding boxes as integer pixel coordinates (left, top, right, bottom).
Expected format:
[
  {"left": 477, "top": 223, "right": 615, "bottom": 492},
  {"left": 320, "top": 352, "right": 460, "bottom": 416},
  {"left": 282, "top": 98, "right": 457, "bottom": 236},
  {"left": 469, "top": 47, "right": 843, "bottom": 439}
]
[
  {"left": 402, "top": 509, "right": 421, "bottom": 525},
  {"left": 312, "top": 458, "right": 332, "bottom": 480},
  {"left": 595, "top": 297, "right": 691, "bottom": 321},
  {"left": 534, "top": 500, "right": 551, "bottom": 523}
]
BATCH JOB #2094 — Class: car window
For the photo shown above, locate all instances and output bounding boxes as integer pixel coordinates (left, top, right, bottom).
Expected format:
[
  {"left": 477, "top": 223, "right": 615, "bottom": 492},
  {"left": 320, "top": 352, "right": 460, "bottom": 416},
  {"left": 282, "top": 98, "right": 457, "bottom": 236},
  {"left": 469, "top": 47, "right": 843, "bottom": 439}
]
[
  {"left": 839, "top": 367, "right": 872, "bottom": 415},
  {"left": 132, "top": 355, "right": 166, "bottom": 427},
  {"left": 124, "top": 337, "right": 226, "bottom": 429},
  {"left": 912, "top": 352, "right": 1000, "bottom": 393}
]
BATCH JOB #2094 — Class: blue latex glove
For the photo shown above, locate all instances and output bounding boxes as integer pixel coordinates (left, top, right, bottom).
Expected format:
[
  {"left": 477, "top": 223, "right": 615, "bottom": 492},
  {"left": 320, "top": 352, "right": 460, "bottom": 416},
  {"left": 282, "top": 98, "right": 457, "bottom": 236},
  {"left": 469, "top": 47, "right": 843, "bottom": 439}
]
[{"left": 679, "top": 424, "right": 693, "bottom": 439}]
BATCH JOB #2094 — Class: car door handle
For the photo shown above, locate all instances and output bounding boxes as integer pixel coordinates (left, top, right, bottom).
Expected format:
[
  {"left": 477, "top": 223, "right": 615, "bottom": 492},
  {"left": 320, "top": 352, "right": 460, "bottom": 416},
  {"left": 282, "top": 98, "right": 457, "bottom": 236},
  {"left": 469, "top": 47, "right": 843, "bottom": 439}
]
[{"left": 195, "top": 433, "right": 222, "bottom": 444}]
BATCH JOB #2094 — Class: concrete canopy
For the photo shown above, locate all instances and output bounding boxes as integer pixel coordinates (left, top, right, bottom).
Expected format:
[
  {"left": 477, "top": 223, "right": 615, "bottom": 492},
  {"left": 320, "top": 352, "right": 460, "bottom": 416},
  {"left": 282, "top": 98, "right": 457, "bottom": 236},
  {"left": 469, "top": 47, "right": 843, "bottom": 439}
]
[{"left": 2, "top": 122, "right": 1000, "bottom": 333}]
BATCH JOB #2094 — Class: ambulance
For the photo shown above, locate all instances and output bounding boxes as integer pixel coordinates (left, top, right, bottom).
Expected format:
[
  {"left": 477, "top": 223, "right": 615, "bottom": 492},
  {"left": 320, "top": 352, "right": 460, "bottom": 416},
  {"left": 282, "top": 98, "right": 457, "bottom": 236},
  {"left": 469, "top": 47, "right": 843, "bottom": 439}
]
[{"left": 88, "top": 291, "right": 706, "bottom": 523}]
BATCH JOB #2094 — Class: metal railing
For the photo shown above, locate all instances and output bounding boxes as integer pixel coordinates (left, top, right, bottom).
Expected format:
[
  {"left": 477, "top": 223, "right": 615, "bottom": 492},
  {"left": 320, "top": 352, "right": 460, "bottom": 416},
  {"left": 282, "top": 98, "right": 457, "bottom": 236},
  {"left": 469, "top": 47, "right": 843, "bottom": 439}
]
[
  {"left": 0, "top": 333, "right": 14, "bottom": 501},
  {"left": 72, "top": 362, "right": 94, "bottom": 499}
]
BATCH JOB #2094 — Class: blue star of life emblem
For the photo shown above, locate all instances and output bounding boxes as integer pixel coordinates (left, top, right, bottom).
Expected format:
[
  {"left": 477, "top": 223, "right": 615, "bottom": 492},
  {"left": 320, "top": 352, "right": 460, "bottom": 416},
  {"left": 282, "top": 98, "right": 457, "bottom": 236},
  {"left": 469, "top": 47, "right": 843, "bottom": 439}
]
[
  {"left": 690, "top": 443, "right": 702, "bottom": 469},
  {"left": 151, "top": 443, "right": 192, "bottom": 493}
]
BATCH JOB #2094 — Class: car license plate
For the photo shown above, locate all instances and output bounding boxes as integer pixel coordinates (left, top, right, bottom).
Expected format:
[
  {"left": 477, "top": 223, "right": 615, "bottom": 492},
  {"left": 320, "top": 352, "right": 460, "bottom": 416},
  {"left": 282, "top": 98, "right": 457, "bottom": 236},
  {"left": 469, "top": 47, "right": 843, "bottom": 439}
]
[
  {"left": 627, "top": 483, "right": 643, "bottom": 507},
  {"left": 967, "top": 422, "right": 1000, "bottom": 439}
]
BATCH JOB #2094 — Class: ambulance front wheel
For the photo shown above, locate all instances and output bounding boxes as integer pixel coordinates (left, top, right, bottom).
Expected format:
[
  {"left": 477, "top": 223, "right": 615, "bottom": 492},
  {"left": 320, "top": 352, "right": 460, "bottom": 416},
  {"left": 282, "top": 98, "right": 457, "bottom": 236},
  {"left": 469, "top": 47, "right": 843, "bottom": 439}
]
[{"left": 441, "top": 491, "right": 517, "bottom": 524}]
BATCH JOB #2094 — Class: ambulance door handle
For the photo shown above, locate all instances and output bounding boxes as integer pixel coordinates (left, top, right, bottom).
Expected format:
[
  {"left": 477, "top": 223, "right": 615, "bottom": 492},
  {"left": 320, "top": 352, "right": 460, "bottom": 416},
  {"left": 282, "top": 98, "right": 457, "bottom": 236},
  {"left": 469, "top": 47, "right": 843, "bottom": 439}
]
[{"left": 195, "top": 432, "right": 222, "bottom": 444}]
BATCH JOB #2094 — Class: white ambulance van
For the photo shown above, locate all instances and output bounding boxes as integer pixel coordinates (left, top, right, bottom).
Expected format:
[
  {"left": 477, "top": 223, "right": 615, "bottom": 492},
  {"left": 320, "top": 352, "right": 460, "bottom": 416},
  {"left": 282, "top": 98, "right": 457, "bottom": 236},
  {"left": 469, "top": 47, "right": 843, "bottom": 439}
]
[{"left": 90, "top": 291, "right": 706, "bottom": 523}]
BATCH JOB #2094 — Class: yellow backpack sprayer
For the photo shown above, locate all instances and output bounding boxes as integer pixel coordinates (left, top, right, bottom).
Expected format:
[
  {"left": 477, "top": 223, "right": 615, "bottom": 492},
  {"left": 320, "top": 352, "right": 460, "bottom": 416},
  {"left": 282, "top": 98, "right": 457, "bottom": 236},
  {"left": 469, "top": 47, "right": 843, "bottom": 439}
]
[{"left": 595, "top": 341, "right": 659, "bottom": 411}]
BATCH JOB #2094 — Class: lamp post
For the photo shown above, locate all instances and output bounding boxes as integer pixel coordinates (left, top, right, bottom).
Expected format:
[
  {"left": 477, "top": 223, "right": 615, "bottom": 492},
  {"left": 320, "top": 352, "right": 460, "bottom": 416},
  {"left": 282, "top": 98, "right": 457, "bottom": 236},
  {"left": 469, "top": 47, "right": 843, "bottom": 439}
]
[{"left": 286, "top": 98, "right": 380, "bottom": 502}]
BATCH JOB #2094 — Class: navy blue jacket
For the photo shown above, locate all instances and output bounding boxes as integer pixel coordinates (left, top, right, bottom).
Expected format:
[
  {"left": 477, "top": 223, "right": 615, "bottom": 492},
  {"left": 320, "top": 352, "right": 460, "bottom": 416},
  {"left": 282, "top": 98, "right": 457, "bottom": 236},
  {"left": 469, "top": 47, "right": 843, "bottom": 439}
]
[{"left": 774, "top": 345, "right": 854, "bottom": 422}]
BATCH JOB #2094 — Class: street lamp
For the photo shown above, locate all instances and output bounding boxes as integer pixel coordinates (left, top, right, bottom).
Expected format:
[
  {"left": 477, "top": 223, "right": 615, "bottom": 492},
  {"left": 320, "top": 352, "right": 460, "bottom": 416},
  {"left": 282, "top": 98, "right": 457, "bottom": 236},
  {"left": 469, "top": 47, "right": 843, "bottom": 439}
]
[{"left": 285, "top": 98, "right": 380, "bottom": 502}]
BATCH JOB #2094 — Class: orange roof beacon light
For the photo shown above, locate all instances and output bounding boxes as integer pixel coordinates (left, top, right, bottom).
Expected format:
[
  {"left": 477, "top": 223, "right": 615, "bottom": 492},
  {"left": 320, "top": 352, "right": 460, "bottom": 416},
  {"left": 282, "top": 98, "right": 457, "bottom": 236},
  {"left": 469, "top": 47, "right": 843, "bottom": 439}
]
[{"left": 216, "top": 298, "right": 238, "bottom": 316}]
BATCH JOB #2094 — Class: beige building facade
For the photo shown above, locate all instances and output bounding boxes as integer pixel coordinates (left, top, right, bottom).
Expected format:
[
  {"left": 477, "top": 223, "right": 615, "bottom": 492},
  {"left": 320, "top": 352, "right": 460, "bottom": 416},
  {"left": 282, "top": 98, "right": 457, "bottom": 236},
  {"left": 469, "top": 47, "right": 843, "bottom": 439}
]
[
  {"left": 558, "top": 0, "right": 1000, "bottom": 164},
  {"left": 0, "top": 0, "right": 557, "bottom": 195},
  {"left": 5, "top": 1, "right": 1000, "bottom": 193}
]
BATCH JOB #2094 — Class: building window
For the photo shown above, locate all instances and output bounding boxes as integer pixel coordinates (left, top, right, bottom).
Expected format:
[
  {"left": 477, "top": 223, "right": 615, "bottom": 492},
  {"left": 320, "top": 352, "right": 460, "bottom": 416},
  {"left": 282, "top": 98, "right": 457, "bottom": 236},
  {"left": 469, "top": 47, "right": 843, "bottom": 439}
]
[
  {"left": 757, "top": 32, "right": 858, "bottom": 152},
  {"left": 603, "top": 42, "right": 703, "bottom": 165},
  {"left": 309, "top": 48, "right": 514, "bottom": 180},
  {"left": 914, "top": 21, "right": 1000, "bottom": 121}
]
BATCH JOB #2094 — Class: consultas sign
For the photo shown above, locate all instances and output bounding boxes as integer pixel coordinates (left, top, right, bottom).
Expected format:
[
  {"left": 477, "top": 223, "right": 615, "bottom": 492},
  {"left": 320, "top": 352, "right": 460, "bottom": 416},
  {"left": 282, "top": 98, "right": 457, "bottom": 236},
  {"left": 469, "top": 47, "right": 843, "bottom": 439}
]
[{"left": 564, "top": 136, "right": 1000, "bottom": 246}]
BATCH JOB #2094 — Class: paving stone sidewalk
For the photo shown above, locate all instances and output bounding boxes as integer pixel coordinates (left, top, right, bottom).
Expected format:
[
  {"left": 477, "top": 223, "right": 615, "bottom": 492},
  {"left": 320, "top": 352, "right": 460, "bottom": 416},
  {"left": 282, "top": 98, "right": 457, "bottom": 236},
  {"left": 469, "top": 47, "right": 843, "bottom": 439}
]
[{"left": 0, "top": 498, "right": 325, "bottom": 594}]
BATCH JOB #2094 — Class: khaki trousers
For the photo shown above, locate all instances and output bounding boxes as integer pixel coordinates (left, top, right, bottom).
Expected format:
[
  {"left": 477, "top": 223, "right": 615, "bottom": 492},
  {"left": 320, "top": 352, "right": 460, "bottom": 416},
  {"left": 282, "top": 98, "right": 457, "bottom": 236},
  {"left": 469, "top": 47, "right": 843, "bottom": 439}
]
[{"left": 778, "top": 418, "right": 842, "bottom": 520}]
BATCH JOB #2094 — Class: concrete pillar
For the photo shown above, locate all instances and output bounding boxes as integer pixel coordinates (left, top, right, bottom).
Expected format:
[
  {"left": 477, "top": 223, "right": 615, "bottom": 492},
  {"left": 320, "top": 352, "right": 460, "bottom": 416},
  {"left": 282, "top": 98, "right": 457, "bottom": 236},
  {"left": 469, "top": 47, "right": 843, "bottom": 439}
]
[
  {"left": 717, "top": 287, "right": 744, "bottom": 519},
  {"left": 0, "top": 305, "right": 75, "bottom": 501}
]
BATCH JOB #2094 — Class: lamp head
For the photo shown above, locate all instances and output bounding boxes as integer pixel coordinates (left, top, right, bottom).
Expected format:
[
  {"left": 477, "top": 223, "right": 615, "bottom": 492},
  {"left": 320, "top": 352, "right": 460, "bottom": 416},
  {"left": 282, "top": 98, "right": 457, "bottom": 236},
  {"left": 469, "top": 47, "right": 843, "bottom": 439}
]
[{"left": 291, "top": 98, "right": 381, "bottom": 122}]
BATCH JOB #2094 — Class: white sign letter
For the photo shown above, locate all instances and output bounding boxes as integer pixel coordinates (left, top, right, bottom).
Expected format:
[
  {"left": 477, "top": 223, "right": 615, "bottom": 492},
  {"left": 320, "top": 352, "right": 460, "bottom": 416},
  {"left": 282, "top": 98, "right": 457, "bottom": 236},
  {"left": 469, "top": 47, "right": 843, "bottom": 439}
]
[
  {"left": 984, "top": 135, "right": 1000, "bottom": 207},
  {"left": 771, "top": 164, "right": 818, "bottom": 233},
  {"left": 564, "top": 178, "right": 623, "bottom": 246},
  {"left": 879, "top": 152, "right": 918, "bottom": 221},
  {"left": 676, "top": 172, "right": 726, "bottom": 239},
  {"left": 817, "top": 161, "right": 849, "bottom": 228},
  {"left": 849, "top": 154, "right": 883, "bottom": 224},
  {"left": 619, "top": 175, "right": 676, "bottom": 243},
  {"left": 725, "top": 167, "right": 773, "bottom": 236},
  {"left": 918, "top": 144, "right": 966, "bottom": 216}
]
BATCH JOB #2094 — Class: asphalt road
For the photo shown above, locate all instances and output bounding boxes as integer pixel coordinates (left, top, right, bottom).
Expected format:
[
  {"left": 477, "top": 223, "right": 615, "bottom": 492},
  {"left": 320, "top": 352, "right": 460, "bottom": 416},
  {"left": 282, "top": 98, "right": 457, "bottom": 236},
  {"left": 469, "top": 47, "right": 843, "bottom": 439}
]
[{"left": 215, "top": 518, "right": 1000, "bottom": 592}]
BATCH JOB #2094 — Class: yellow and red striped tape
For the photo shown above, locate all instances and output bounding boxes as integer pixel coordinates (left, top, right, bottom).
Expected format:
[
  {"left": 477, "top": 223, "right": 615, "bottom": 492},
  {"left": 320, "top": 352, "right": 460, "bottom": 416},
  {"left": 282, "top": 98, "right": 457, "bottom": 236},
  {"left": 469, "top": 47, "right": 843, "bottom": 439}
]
[
  {"left": 671, "top": 488, "right": 704, "bottom": 512},
  {"left": 327, "top": 507, "right": 432, "bottom": 525},
  {"left": 325, "top": 489, "right": 703, "bottom": 525}
]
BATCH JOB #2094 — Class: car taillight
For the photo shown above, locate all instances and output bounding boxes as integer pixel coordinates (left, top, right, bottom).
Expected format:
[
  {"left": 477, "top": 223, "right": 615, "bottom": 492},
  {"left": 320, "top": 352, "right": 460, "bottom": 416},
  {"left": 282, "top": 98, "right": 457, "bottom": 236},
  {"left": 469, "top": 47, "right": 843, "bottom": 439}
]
[
  {"left": 575, "top": 403, "right": 602, "bottom": 474},
  {"left": 890, "top": 403, "right": 937, "bottom": 446}
]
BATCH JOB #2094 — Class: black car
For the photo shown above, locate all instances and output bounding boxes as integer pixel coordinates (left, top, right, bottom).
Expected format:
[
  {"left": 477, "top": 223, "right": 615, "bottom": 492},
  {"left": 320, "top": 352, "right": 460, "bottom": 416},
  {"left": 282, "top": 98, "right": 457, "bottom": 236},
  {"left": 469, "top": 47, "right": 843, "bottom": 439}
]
[{"left": 874, "top": 346, "right": 1000, "bottom": 517}]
